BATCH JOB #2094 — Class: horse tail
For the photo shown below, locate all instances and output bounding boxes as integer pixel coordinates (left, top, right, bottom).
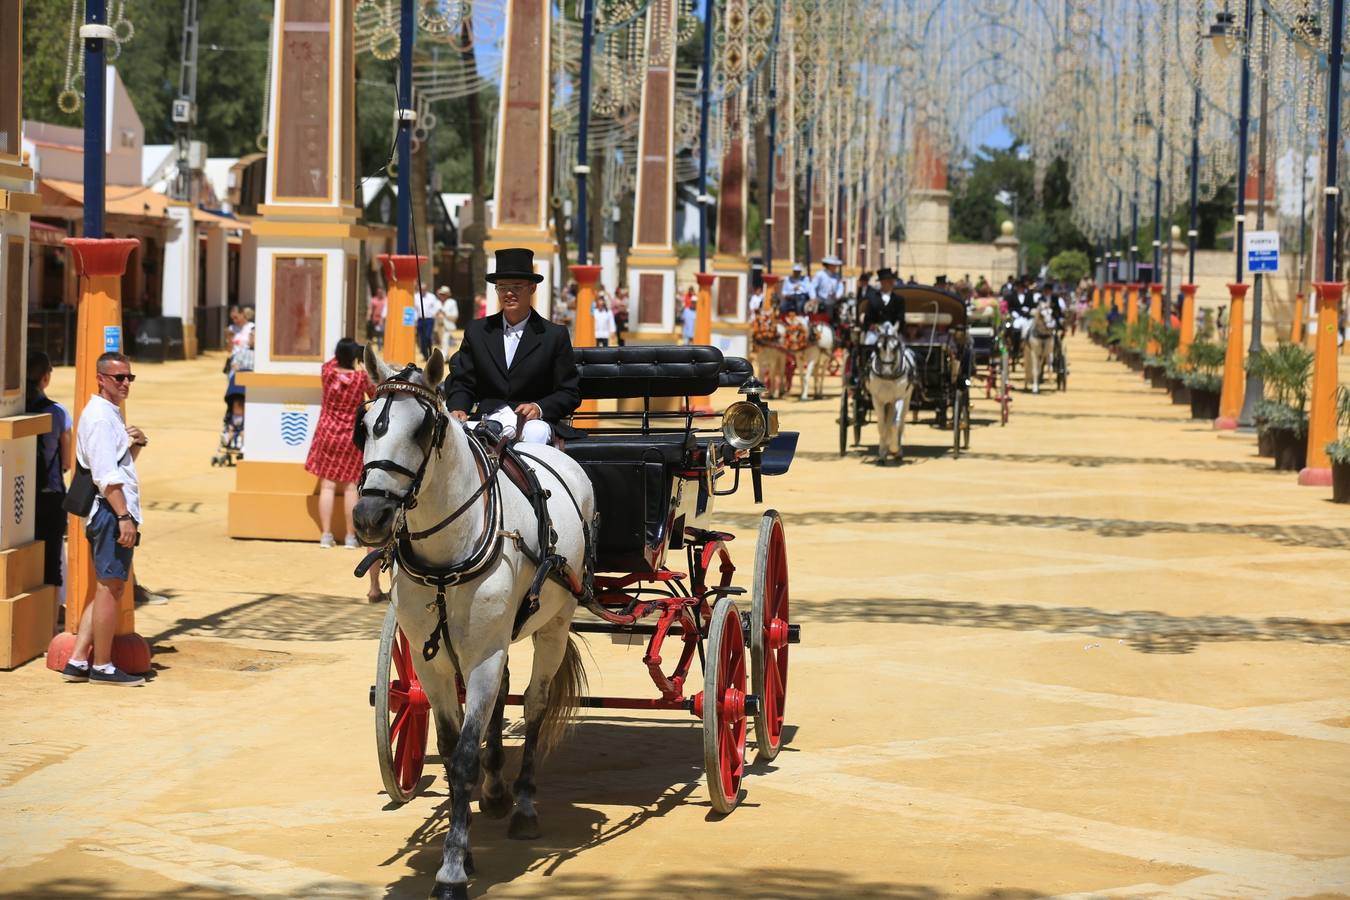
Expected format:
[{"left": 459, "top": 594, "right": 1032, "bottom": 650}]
[{"left": 538, "top": 633, "right": 587, "bottom": 757}]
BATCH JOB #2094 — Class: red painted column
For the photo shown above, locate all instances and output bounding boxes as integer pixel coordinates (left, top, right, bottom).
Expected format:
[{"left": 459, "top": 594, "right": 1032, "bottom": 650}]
[
  {"left": 1216, "top": 283, "right": 1249, "bottom": 429},
  {"left": 379, "top": 254, "right": 429, "bottom": 367}
]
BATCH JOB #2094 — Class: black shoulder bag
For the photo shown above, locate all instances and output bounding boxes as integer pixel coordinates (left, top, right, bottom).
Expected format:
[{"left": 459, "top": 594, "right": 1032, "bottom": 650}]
[{"left": 62, "top": 464, "right": 98, "bottom": 517}]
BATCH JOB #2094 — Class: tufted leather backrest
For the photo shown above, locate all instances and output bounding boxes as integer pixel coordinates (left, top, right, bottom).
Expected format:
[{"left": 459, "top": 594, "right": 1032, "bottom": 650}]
[
  {"left": 719, "top": 356, "right": 753, "bottom": 388},
  {"left": 573, "top": 344, "right": 725, "bottom": 399}
]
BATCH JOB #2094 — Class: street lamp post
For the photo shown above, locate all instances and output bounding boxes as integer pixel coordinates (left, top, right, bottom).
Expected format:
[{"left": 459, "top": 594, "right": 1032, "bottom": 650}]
[{"left": 1238, "top": 8, "right": 1272, "bottom": 428}]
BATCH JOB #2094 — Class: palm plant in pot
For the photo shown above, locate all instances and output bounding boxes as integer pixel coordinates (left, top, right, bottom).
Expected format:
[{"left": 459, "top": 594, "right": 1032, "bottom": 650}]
[
  {"left": 1085, "top": 306, "right": 1108, "bottom": 344},
  {"left": 1327, "top": 386, "right": 1350, "bottom": 503},
  {"left": 1253, "top": 343, "right": 1313, "bottom": 471},
  {"left": 1122, "top": 320, "right": 1150, "bottom": 370},
  {"left": 1182, "top": 339, "right": 1224, "bottom": 419},
  {"left": 1144, "top": 324, "right": 1179, "bottom": 390}
]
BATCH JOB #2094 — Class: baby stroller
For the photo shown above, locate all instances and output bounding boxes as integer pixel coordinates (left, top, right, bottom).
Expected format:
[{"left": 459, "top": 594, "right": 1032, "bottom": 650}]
[{"left": 212, "top": 374, "right": 246, "bottom": 467}]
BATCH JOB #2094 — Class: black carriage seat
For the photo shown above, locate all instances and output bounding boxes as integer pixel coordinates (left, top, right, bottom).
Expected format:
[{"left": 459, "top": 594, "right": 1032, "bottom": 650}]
[{"left": 574, "top": 344, "right": 724, "bottom": 399}]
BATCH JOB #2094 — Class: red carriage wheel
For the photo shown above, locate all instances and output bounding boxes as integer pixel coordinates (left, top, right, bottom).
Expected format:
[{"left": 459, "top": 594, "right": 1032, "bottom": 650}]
[
  {"left": 751, "top": 510, "right": 790, "bottom": 761},
  {"left": 375, "top": 603, "right": 431, "bottom": 804},
  {"left": 700, "top": 597, "right": 747, "bottom": 814}
]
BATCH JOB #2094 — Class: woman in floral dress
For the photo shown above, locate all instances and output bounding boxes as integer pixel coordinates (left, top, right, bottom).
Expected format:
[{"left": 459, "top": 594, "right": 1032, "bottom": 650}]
[{"left": 306, "top": 338, "right": 385, "bottom": 601}]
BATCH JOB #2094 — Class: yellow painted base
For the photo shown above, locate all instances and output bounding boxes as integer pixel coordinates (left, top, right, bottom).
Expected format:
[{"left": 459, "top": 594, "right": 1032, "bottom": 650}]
[
  {"left": 227, "top": 461, "right": 349, "bottom": 541},
  {"left": 0, "top": 541, "right": 44, "bottom": 604},
  {"left": 1, "top": 586, "right": 58, "bottom": 670}
]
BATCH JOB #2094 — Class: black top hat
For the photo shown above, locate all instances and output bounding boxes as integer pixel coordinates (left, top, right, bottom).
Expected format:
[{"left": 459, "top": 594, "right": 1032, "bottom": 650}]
[
  {"left": 486, "top": 248, "right": 544, "bottom": 284},
  {"left": 876, "top": 267, "right": 898, "bottom": 282}
]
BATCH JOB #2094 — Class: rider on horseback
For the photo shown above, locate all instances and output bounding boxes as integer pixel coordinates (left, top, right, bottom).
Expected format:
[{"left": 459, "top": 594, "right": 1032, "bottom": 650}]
[{"left": 446, "top": 248, "right": 581, "bottom": 444}]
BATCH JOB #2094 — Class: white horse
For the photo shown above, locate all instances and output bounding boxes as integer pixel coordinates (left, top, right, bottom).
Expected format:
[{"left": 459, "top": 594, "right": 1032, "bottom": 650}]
[
  {"left": 1022, "top": 299, "right": 1055, "bottom": 394},
  {"left": 351, "top": 346, "right": 595, "bottom": 900},
  {"left": 798, "top": 320, "right": 836, "bottom": 401},
  {"left": 865, "top": 322, "right": 917, "bottom": 465}
]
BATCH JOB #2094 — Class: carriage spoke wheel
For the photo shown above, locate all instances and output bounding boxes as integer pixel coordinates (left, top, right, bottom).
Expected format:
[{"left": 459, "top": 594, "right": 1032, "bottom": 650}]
[
  {"left": 699, "top": 597, "right": 748, "bottom": 814},
  {"left": 751, "top": 510, "right": 790, "bottom": 762},
  {"left": 838, "top": 390, "right": 849, "bottom": 456},
  {"left": 375, "top": 603, "right": 431, "bottom": 804},
  {"left": 951, "top": 391, "right": 964, "bottom": 458}
]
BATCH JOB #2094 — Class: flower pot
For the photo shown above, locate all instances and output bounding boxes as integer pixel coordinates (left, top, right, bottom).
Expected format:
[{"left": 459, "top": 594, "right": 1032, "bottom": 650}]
[
  {"left": 1127, "top": 354, "right": 1144, "bottom": 372},
  {"left": 1268, "top": 427, "right": 1307, "bottom": 471},
  {"left": 1189, "top": 388, "right": 1220, "bottom": 420},
  {"left": 1256, "top": 428, "right": 1275, "bottom": 458},
  {"left": 1333, "top": 461, "right": 1350, "bottom": 503},
  {"left": 1148, "top": 367, "right": 1169, "bottom": 389},
  {"left": 1168, "top": 379, "right": 1190, "bottom": 405}
]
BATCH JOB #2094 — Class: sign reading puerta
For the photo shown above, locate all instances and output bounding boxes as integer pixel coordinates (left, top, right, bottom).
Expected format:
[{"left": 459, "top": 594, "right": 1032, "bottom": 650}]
[{"left": 1245, "top": 231, "right": 1280, "bottom": 274}]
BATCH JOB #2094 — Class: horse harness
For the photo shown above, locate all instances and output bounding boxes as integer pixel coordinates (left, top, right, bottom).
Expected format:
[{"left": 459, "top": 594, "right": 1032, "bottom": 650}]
[{"left": 354, "top": 365, "right": 592, "bottom": 663}]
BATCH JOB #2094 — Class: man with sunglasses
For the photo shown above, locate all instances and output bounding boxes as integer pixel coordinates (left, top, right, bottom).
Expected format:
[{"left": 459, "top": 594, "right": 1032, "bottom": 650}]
[
  {"left": 60, "top": 352, "right": 149, "bottom": 686},
  {"left": 446, "top": 248, "right": 580, "bottom": 444}
]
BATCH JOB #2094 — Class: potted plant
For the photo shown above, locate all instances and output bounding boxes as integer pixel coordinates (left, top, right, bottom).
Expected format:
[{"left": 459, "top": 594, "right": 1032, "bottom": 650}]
[
  {"left": 1255, "top": 343, "right": 1313, "bottom": 471},
  {"left": 1085, "top": 306, "right": 1108, "bottom": 344},
  {"left": 1182, "top": 340, "right": 1224, "bottom": 419},
  {"left": 1165, "top": 354, "right": 1190, "bottom": 405},
  {"left": 1121, "top": 320, "right": 1149, "bottom": 370},
  {"left": 1144, "top": 324, "right": 1179, "bottom": 389},
  {"left": 1326, "top": 386, "right": 1350, "bottom": 503}
]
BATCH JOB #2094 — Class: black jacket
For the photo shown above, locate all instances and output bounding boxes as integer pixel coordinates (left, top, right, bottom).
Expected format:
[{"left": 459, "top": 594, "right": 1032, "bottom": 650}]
[
  {"left": 446, "top": 310, "right": 581, "bottom": 423},
  {"left": 862, "top": 287, "right": 907, "bottom": 330}
]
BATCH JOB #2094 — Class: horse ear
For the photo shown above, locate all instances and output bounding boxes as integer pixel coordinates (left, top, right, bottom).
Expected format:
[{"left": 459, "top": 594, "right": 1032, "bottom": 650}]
[
  {"left": 365, "top": 343, "right": 394, "bottom": 384},
  {"left": 424, "top": 347, "right": 447, "bottom": 389}
]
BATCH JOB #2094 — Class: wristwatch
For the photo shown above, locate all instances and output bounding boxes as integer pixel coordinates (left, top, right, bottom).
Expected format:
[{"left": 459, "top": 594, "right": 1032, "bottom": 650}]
[{"left": 116, "top": 513, "right": 134, "bottom": 522}]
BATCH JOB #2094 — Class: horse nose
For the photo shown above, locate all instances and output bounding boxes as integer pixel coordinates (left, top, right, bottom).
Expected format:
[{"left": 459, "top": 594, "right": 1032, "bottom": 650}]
[{"left": 352, "top": 498, "right": 396, "bottom": 543}]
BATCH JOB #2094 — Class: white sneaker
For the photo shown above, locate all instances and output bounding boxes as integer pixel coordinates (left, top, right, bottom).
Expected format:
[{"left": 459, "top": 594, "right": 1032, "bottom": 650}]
[
  {"left": 344, "top": 534, "right": 360, "bottom": 549},
  {"left": 319, "top": 532, "right": 335, "bottom": 548}
]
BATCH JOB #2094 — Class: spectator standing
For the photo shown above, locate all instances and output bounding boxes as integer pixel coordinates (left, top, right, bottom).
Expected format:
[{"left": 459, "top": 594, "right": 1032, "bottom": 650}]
[
  {"left": 475, "top": 292, "right": 487, "bottom": 320},
  {"left": 416, "top": 287, "right": 441, "bottom": 360},
  {"left": 612, "top": 287, "right": 630, "bottom": 345},
  {"left": 593, "top": 298, "right": 617, "bottom": 347},
  {"left": 367, "top": 288, "right": 387, "bottom": 347},
  {"left": 59, "top": 353, "right": 147, "bottom": 686},
  {"left": 434, "top": 286, "right": 458, "bottom": 355},
  {"left": 26, "top": 351, "right": 72, "bottom": 604},
  {"left": 304, "top": 338, "right": 386, "bottom": 602},
  {"left": 227, "top": 306, "right": 255, "bottom": 352},
  {"left": 681, "top": 299, "right": 698, "bottom": 344}
]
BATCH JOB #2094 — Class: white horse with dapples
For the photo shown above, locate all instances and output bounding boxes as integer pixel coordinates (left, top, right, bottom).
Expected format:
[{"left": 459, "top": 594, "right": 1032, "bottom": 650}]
[
  {"left": 866, "top": 321, "right": 917, "bottom": 465},
  {"left": 797, "top": 320, "right": 835, "bottom": 400},
  {"left": 1022, "top": 299, "right": 1055, "bottom": 394},
  {"left": 351, "top": 346, "right": 595, "bottom": 900}
]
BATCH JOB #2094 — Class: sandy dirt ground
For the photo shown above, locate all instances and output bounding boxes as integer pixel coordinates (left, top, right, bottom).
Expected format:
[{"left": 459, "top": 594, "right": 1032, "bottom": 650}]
[{"left": 1, "top": 335, "right": 1348, "bottom": 899}]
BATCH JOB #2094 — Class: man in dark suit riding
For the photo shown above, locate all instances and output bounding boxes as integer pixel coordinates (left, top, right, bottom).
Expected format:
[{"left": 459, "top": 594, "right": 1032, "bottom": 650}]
[
  {"left": 862, "top": 267, "right": 907, "bottom": 334},
  {"left": 446, "top": 247, "right": 581, "bottom": 444}
]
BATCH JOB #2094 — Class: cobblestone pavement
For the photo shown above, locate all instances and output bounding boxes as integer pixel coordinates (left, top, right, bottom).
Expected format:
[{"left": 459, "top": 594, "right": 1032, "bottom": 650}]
[{"left": 1, "top": 336, "right": 1347, "bottom": 899}]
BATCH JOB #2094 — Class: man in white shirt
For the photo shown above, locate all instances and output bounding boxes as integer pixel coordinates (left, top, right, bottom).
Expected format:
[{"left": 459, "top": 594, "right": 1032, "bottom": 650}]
[
  {"left": 60, "top": 352, "right": 148, "bottom": 686},
  {"left": 810, "top": 256, "right": 845, "bottom": 318},
  {"left": 416, "top": 287, "right": 442, "bottom": 361}
]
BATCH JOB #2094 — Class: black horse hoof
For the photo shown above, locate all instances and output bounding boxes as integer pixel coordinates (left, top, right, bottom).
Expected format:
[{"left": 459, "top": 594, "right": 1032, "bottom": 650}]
[
  {"left": 508, "top": 811, "right": 541, "bottom": 840},
  {"left": 479, "top": 788, "right": 513, "bottom": 819},
  {"left": 429, "top": 882, "right": 469, "bottom": 900}
]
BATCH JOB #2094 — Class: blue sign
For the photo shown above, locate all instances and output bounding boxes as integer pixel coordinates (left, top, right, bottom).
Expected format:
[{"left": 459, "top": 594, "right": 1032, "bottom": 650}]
[
  {"left": 1245, "top": 231, "right": 1279, "bottom": 273},
  {"left": 402, "top": 306, "right": 416, "bottom": 326},
  {"left": 103, "top": 325, "right": 121, "bottom": 353}
]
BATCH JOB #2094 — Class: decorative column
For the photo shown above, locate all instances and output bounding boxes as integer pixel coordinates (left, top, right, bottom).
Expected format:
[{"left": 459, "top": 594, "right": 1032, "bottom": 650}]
[
  {"left": 1298, "top": 281, "right": 1344, "bottom": 486},
  {"left": 570, "top": 263, "right": 601, "bottom": 422},
  {"left": 712, "top": 99, "right": 749, "bottom": 325},
  {"left": 160, "top": 201, "right": 197, "bottom": 358},
  {"left": 808, "top": 170, "right": 827, "bottom": 266},
  {"left": 692, "top": 270, "right": 716, "bottom": 408},
  {"left": 0, "top": 0, "right": 60, "bottom": 669},
  {"left": 378, "top": 253, "right": 427, "bottom": 367},
  {"left": 1215, "top": 282, "right": 1249, "bottom": 429},
  {"left": 627, "top": 0, "right": 680, "bottom": 335},
  {"left": 1178, "top": 283, "right": 1198, "bottom": 354},
  {"left": 1291, "top": 292, "right": 1305, "bottom": 344},
  {"left": 485, "top": 0, "right": 555, "bottom": 319},
  {"left": 228, "top": 0, "right": 366, "bottom": 541},
  {"left": 203, "top": 222, "right": 229, "bottom": 348},
  {"left": 46, "top": 238, "right": 148, "bottom": 675},
  {"left": 769, "top": 19, "right": 795, "bottom": 275},
  {"left": 1147, "top": 283, "right": 1164, "bottom": 355}
]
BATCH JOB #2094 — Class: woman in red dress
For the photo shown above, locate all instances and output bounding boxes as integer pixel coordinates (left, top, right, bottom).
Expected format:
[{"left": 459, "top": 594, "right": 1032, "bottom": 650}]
[{"left": 306, "top": 338, "right": 385, "bottom": 600}]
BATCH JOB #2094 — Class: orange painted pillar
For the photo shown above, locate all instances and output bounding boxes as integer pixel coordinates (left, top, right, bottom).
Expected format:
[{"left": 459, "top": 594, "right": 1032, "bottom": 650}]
[
  {"left": 569, "top": 264, "right": 602, "bottom": 425},
  {"left": 1179, "top": 284, "right": 1198, "bottom": 355},
  {"left": 1147, "top": 283, "right": 1164, "bottom": 354},
  {"left": 694, "top": 271, "right": 715, "bottom": 346},
  {"left": 1299, "top": 282, "right": 1345, "bottom": 486},
  {"left": 1215, "top": 283, "right": 1249, "bottom": 429},
  {"left": 45, "top": 238, "right": 150, "bottom": 675},
  {"left": 1125, "top": 283, "right": 1141, "bottom": 326},
  {"left": 1291, "top": 292, "right": 1305, "bottom": 344},
  {"left": 379, "top": 254, "right": 428, "bottom": 368}
]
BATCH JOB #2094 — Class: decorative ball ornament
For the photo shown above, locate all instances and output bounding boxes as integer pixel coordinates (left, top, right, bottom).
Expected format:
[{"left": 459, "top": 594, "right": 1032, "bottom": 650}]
[
  {"left": 58, "top": 90, "right": 82, "bottom": 114},
  {"left": 1001, "top": 220, "right": 1015, "bottom": 237},
  {"left": 370, "top": 25, "right": 401, "bottom": 60}
]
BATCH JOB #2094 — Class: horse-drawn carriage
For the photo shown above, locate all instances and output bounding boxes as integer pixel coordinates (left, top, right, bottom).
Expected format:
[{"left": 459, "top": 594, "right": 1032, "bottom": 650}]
[
  {"left": 839, "top": 285, "right": 974, "bottom": 459},
  {"left": 359, "top": 345, "right": 800, "bottom": 895}
]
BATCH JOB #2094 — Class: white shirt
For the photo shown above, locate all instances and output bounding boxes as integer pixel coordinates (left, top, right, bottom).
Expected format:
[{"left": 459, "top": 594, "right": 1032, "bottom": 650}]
[
  {"left": 418, "top": 292, "right": 442, "bottom": 320},
  {"left": 77, "top": 394, "right": 141, "bottom": 524},
  {"left": 503, "top": 316, "right": 528, "bottom": 367},
  {"left": 749, "top": 291, "right": 764, "bottom": 314}
]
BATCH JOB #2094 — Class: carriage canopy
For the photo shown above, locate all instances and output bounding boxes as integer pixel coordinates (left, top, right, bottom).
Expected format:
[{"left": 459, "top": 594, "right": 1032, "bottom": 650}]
[{"left": 897, "top": 285, "right": 967, "bottom": 330}]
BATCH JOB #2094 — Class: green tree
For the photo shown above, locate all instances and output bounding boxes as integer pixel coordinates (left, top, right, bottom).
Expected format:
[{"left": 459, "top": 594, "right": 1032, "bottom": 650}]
[{"left": 1048, "top": 249, "right": 1090, "bottom": 283}]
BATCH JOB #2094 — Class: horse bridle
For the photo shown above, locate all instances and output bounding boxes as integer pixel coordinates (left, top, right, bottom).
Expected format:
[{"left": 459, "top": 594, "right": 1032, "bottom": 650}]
[
  {"left": 871, "top": 327, "right": 907, "bottom": 379},
  {"left": 355, "top": 365, "right": 450, "bottom": 509}
]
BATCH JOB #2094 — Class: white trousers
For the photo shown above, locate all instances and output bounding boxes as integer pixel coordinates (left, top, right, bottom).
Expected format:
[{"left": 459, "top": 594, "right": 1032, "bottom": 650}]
[{"left": 483, "top": 406, "right": 553, "bottom": 444}]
